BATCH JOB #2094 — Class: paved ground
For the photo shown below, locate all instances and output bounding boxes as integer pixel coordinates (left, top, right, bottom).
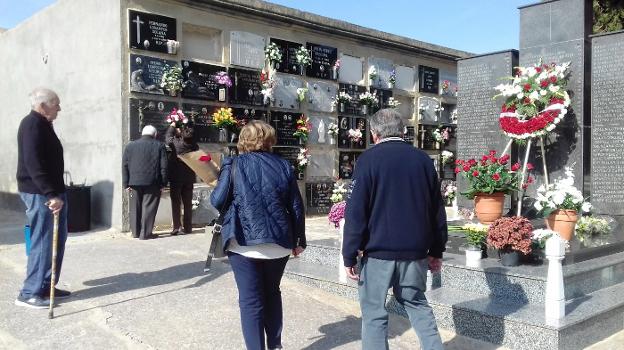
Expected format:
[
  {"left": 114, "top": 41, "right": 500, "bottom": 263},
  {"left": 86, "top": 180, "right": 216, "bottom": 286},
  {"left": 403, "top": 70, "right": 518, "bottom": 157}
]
[{"left": 0, "top": 209, "right": 621, "bottom": 349}]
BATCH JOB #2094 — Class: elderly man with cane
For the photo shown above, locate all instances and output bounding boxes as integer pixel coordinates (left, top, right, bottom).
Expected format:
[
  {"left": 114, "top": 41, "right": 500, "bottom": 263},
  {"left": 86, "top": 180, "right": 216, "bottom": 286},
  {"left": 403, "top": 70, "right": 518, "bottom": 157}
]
[{"left": 15, "top": 87, "right": 70, "bottom": 310}]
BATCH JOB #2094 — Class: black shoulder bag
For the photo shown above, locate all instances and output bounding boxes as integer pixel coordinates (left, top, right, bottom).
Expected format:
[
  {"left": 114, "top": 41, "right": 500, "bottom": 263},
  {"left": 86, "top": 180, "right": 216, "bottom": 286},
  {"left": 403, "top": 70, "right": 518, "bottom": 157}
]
[{"left": 204, "top": 159, "right": 236, "bottom": 272}]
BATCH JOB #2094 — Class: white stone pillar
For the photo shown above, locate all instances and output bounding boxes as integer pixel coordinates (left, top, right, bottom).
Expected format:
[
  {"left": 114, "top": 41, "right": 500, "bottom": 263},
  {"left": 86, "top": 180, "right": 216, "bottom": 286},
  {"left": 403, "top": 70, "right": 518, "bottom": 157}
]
[
  {"left": 338, "top": 219, "right": 347, "bottom": 283},
  {"left": 545, "top": 235, "right": 566, "bottom": 320}
]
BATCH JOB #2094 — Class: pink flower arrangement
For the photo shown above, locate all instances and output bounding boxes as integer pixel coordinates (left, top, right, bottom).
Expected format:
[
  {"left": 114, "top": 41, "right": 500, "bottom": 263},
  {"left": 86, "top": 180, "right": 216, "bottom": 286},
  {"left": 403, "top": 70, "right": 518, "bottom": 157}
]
[
  {"left": 215, "top": 71, "right": 232, "bottom": 88},
  {"left": 166, "top": 108, "right": 189, "bottom": 129},
  {"left": 328, "top": 201, "right": 346, "bottom": 228}
]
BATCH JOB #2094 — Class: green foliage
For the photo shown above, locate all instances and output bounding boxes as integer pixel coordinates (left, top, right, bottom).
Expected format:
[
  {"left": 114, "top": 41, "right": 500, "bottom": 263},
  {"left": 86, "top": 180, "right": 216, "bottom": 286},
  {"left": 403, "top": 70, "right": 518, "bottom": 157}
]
[{"left": 593, "top": 0, "right": 624, "bottom": 34}]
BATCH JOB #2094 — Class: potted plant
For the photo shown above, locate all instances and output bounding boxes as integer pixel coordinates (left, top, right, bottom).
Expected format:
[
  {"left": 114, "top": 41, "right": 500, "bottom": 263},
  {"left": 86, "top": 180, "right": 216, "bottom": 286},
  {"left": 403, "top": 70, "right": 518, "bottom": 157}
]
[
  {"left": 264, "top": 42, "right": 282, "bottom": 69},
  {"left": 575, "top": 216, "right": 612, "bottom": 247},
  {"left": 327, "top": 122, "right": 339, "bottom": 145},
  {"left": 160, "top": 64, "right": 185, "bottom": 96},
  {"left": 462, "top": 223, "right": 488, "bottom": 267},
  {"left": 534, "top": 166, "right": 591, "bottom": 241},
  {"left": 212, "top": 107, "right": 237, "bottom": 142},
  {"left": 214, "top": 71, "right": 232, "bottom": 102},
  {"left": 487, "top": 216, "right": 533, "bottom": 266},
  {"left": 443, "top": 182, "right": 457, "bottom": 207},
  {"left": 358, "top": 91, "right": 378, "bottom": 116},
  {"left": 296, "top": 88, "right": 308, "bottom": 104},
  {"left": 368, "top": 66, "right": 378, "bottom": 86},
  {"left": 431, "top": 125, "right": 451, "bottom": 149},
  {"left": 296, "top": 148, "right": 310, "bottom": 180},
  {"left": 332, "top": 91, "right": 352, "bottom": 113},
  {"left": 455, "top": 150, "right": 532, "bottom": 224},
  {"left": 294, "top": 46, "right": 312, "bottom": 75},
  {"left": 293, "top": 115, "right": 311, "bottom": 145}
]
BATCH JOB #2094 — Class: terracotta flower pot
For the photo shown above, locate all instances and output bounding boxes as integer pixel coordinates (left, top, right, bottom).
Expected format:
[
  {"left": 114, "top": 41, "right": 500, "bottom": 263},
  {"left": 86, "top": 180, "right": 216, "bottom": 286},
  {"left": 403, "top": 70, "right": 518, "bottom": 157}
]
[
  {"left": 546, "top": 209, "right": 578, "bottom": 241},
  {"left": 473, "top": 192, "right": 505, "bottom": 225}
]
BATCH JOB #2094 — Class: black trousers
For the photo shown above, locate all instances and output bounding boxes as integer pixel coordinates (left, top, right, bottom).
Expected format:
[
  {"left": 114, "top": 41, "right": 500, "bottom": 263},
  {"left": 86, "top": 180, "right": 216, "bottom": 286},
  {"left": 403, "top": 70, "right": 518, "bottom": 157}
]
[
  {"left": 170, "top": 182, "right": 194, "bottom": 233},
  {"left": 130, "top": 185, "right": 161, "bottom": 239}
]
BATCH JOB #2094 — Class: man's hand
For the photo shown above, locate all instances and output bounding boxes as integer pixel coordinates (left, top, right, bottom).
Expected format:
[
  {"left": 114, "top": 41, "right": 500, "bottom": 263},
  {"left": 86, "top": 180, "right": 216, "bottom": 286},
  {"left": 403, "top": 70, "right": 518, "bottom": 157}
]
[
  {"left": 125, "top": 187, "right": 132, "bottom": 192},
  {"left": 428, "top": 256, "right": 443, "bottom": 273},
  {"left": 46, "top": 197, "right": 64, "bottom": 215},
  {"left": 292, "top": 246, "right": 305, "bottom": 257},
  {"left": 344, "top": 266, "right": 359, "bottom": 281}
]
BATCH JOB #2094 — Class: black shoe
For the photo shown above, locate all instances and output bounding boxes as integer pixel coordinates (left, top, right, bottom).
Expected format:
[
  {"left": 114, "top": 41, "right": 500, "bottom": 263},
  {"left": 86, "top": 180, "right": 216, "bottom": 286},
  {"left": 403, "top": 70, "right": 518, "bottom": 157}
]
[
  {"left": 140, "top": 234, "right": 159, "bottom": 240},
  {"left": 15, "top": 294, "right": 50, "bottom": 309},
  {"left": 170, "top": 229, "right": 180, "bottom": 236},
  {"left": 42, "top": 288, "right": 71, "bottom": 299}
]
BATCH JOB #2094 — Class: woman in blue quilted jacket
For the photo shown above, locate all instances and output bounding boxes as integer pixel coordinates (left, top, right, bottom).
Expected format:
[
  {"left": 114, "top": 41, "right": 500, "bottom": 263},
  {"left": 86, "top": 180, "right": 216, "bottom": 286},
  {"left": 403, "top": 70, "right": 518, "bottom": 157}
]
[{"left": 210, "top": 120, "right": 306, "bottom": 350}]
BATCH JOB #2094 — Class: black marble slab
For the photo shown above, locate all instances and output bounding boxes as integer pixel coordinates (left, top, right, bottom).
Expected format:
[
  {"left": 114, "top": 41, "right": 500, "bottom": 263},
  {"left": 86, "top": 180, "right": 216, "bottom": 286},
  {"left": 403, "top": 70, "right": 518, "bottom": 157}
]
[{"left": 128, "top": 10, "right": 176, "bottom": 54}]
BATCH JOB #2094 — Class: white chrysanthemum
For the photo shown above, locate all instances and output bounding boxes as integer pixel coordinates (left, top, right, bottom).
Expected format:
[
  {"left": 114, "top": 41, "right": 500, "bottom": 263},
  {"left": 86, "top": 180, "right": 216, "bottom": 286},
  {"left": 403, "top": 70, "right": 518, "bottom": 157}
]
[
  {"left": 548, "top": 85, "right": 560, "bottom": 93},
  {"left": 527, "top": 67, "right": 537, "bottom": 77},
  {"left": 517, "top": 93, "right": 524, "bottom": 99},
  {"left": 530, "top": 91, "right": 539, "bottom": 100},
  {"left": 553, "top": 192, "right": 566, "bottom": 205},
  {"left": 540, "top": 90, "right": 547, "bottom": 96},
  {"left": 534, "top": 201, "right": 543, "bottom": 211},
  {"left": 581, "top": 202, "right": 592, "bottom": 212}
]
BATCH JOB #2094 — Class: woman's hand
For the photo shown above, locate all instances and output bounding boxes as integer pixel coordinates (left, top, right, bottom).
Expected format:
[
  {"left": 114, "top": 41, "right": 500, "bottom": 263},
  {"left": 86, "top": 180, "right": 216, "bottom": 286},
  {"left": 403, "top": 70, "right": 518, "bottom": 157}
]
[{"left": 292, "top": 246, "right": 305, "bottom": 257}]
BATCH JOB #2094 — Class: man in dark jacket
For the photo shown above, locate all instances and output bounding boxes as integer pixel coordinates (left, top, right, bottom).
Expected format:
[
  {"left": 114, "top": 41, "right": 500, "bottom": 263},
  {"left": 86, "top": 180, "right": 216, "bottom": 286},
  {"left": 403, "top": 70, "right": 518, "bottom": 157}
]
[
  {"left": 122, "top": 125, "right": 168, "bottom": 240},
  {"left": 15, "top": 87, "right": 70, "bottom": 309},
  {"left": 165, "top": 125, "right": 199, "bottom": 235},
  {"left": 342, "top": 109, "right": 447, "bottom": 350}
]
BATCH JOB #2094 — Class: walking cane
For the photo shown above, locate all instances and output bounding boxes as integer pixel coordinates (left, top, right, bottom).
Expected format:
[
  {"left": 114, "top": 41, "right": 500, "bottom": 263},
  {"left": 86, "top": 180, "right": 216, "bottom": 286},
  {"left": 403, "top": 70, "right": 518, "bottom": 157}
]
[{"left": 48, "top": 212, "right": 59, "bottom": 319}]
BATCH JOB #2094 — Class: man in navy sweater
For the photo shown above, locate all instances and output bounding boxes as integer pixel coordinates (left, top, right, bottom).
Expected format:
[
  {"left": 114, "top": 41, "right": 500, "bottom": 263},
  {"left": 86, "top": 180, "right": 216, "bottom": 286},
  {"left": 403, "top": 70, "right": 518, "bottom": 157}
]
[
  {"left": 15, "top": 87, "right": 70, "bottom": 309},
  {"left": 342, "top": 108, "right": 447, "bottom": 350}
]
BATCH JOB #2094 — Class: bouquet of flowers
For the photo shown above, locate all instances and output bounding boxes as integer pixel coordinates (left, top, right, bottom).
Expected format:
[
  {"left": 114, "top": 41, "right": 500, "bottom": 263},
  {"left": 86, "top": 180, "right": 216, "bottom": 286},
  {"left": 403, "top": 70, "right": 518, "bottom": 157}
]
[
  {"left": 487, "top": 216, "right": 533, "bottom": 255},
  {"left": 296, "top": 88, "right": 308, "bottom": 103},
  {"left": 296, "top": 148, "right": 310, "bottom": 173},
  {"left": 264, "top": 42, "right": 282, "bottom": 67},
  {"left": 330, "top": 180, "right": 348, "bottom": 203},
  {"left": 368, "top": 66, "right": 378, "bottom": 82},
  {"left": 387, "top": 97, "right": 400, "bottom": 108},
  {"left": 295, "top": 46, "right": 312, "bottom": 67},
  {"left": 441, "top": 80, "right": 450, "bottom": 92},
  {"left": 260, "top": 69, "right": 276, "bottom": 104},
  {"left": 160, "top": 65, "right": 185, "bottom": 95},
  {"left": 358, "top": 91, "right": 378, "bottom": 106},
  {"left": 332, "top": 91, "right": 352, "bottom": 107},
  {"left": 328, "top": 200, "right": 346, "bottom": 228},
  {"left": 347, "top": 128, "right": 363, "bottom": 143},
  {"left": 443, "top": 183, "right": 457, "bottom": 205},
  {"left": 531, "top": 228, "right": 557, "bottom": 249},
  {"left": 441, "top": 150, "right": 454, "bottom": 165},
  {"left": 575, "top": 216, "right": 612, "bottom": 243},
  {"left": 455, "top": 150, "right": 532, "bottom": 199},
  {"left": 431, "top": 126, "right": 451, "bottom": 144},
  {"left": 212, "top": 107, "right": 237, "bottom": 129},
  {"left": 494, "top": 61, "right": 571, "bottom": 140},
  {"left": 327, "top": 122, "right": 339, "bottom": 137},
  {"left": 534, "top": 167, "right": 591, "bottom": 216},
  {"left": 214, "top": 71, "right": 232, "bottom": 88},
  {"left": 293, "top": 115, "right": 312, "bottom": 143},
  {"left": 334, "top": 59, "right": 341, "bottom": 70},
  {"left": 462, "top": 223, "right": 489, "bottom": 248},
  {"left": 166, "top": 108, "right": 189, "bottom": 128},
  {"left": 389, "top": 68, "right": 396, "bottom": 87}
]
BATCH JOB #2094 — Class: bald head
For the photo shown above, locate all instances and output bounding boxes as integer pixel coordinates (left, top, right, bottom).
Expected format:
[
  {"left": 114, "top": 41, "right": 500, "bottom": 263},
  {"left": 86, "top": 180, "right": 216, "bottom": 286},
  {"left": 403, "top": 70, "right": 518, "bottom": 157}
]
[{"left": 29, "top": 87, "right": 61, "bottom": 122}]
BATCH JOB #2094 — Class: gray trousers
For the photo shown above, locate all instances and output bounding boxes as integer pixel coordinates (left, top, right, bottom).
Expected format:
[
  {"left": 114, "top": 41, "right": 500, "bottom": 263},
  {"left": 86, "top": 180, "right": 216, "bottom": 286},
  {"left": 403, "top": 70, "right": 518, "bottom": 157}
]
[
  {"left": 130, "top": 185, "right": 161, "bottom": 239},
  {"left": 358, "top": 257, "right": 443, "bottom": 350}
]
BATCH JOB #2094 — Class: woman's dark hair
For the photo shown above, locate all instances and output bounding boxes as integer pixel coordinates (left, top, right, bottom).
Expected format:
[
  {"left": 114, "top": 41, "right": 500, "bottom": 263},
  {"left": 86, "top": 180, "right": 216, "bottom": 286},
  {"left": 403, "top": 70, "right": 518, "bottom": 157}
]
[{"left": 181, "top": 127, "right": 194, "bottom": 140}]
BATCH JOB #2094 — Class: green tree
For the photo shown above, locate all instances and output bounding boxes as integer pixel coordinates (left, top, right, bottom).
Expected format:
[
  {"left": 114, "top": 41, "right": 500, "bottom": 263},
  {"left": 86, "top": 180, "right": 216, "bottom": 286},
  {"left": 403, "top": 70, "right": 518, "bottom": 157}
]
[{"left": 593, "top": 0, "right": 624, "bottom": 34}]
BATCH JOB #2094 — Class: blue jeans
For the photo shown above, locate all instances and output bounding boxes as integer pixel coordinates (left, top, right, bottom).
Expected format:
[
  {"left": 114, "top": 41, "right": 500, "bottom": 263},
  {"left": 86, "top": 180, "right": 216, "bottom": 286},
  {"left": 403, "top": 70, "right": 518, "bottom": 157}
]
[
  {"left": 358, "top": 257, "right": 443, "bottom": 350},
  {"left": 228, "top": 252, "right": 289, "bottom": 350},
  {"left": 19, "top": 192, "right": 68, "bottom": 298}
]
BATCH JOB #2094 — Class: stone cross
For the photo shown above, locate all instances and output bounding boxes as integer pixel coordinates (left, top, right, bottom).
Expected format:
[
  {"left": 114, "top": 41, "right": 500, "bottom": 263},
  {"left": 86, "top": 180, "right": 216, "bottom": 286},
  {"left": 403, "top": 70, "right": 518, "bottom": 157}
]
[{"left": 133, "top": 15, "right": 144, "bottom": 44}]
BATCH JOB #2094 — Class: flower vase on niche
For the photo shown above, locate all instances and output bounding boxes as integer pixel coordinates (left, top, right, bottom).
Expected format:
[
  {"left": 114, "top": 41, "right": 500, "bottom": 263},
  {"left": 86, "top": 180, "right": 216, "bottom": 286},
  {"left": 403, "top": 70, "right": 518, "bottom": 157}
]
[
  {"left": 339, "top": 103, "right": 346, "bottom": 113},
  {"left": 218, "top": 128, "right": 229, "bottom": 143},
  {"left": 361, "top": 104, "right": 369, "bottom": 116},
  {"left": 218, "top": 87, "right": 226, "bottom": 102},
  {"left": 331, "top": 66, "right": 338, "bottom": 80},
  {"left": 300, "top": 65, "right": 305, "bottom": 76},
  {"left": 329, "top": 137, "right": 336, "bottom": 145}
]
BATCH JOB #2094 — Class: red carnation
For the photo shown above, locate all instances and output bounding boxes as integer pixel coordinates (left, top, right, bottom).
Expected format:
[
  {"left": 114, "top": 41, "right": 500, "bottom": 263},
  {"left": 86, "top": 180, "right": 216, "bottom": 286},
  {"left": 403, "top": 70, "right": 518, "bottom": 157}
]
[
  {"left": 468, "top": 159, "right": 477, "bottom": 166},
  {"left": 522, "top": 183, "right": 529, "bottom": 190},
  {"left": 540, "top": 80, "right": 549, "bottom": 88},
  {"left": 199, "top": 155, "right": 211, "bottom": 162},
  {"left": 454, "top": 167, "right": 461, "bottom": 174},
  {"left": 463, "top": 165, "right": 471, "bottom": 172},
  {"left": 535, "top": 67, "right": 542, "bottom": 73},
  {"left": 524, "top": 97, "right": 531, "bottom": 104},
  {"left": 527, "top": 176, "right": 534, "bottom": 184},
  {"left": 489, "top": 150, "right": 497, "bottom": 155},
  {"left": 482, "top": 155, "right": 489, "bottom": 161},
  {"left": 527, "top": 163, "right": 534, "bottom": 170},
  {"left": 455, "top": 159, "right": 462, "bottom": 165},
  {"left": 472, "top": 170, "right": 480, "bottom": 177},
  {"left": 492, "top": 173, "right": 501, "bottom": 181},
  {"left": 501, "top": 154, "right": 510, "bottom": 162},
  {"left": 523, "top": 83, "right": 531, "bottom": 91},
  {"left": 511, "top": 163, "right": 521, "bottom": 171},
  {"left": 550, "top": 76, "right": 557, "bottom": 83}
]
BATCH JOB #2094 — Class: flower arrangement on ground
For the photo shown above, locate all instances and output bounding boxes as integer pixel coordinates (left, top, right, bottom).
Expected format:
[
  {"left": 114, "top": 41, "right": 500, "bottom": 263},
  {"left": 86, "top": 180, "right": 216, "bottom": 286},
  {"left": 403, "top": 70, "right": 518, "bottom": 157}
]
[
  {"left": 331, "top": 180, "right": 348, "bottom": 203},
  {"left": 332, "top": 91, "right": 352, "bottom": 107},
  {"left": 166, "top": 108, "right": 189, "bottom": 129},
  {"left": 295, "top": 46, "right": 312, "bottom": 67},
  {"left": 328, "top": 200, "right": 346, "bottom": 228},
  {"left": 214, "top": 71, "right": 232, "bottom": 88},
  {"left": 487, "top": 216, "right": 533, "bottom": 255},
  {"left": 260, "top": 69, "right": 276, "bottom": 105},
  {"left": 387, "top": 97, "right": 400, "bottom": 108},
  {"left": 347, "top": 128, "right": 363, "bottom": 143},
  {"left": 494, "top": 61, "right": 571, "bottom": 140},
  {"left": 575, "top": 216, "right": 611, "bottom": 243},
  {"left": 534, "top": 167, "right": 591, "bottom": 217},
  {"left": 293, "top": 115, "right": 312, "bottom": 143},
  {"left": 358, "top": 91, "right": 378, "bottom": 106},
  {"left": 432, "top": 126, "right": 451, "bottom": 144},
  {"left": 296, "top": 148, "right": 310, "bottom": 173},
  {"left": 327, "top": 122, "right": 339, "bottom": 137},
  {"left": 455, "top": 150, "right": 531, "bottom": 199},
  {"left": 388, "top": 68, "right": 396, "bottom": 88},
  {"left": 264, "top": 42, "right": 282, "bottom": 67},
  {"left": 160, "top": 64, "right": 185, "bottom": 95},
  {"left": 212, "top": 107, "right": 237, "bottom": 129},
  {"left": 296, "top": 88, "right": 308, "bottom": 103},
  {"left": 443, "top": 183, "right": 457, "bottom": 206},
  {"left": 441, "top": 150, "right": 455, "bottom": 165}
]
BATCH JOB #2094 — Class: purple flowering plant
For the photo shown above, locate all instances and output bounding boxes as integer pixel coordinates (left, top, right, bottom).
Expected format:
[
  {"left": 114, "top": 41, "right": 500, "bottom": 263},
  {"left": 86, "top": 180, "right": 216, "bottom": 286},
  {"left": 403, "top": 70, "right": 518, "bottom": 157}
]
[{"left": 215, "top": 71, "right": 232, "bottom": 88}]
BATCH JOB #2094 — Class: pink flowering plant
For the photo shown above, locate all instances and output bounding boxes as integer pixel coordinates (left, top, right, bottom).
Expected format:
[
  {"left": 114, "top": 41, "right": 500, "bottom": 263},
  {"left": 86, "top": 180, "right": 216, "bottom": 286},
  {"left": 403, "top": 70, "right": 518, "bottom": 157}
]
[
  {"left": 166, "top": 108, "right": 189, "bottom": 129},
  {"left": 215, "top": 71, "right": 232, "bottom": 88},
  {"left": 328, "top": 201, "right": 346, "bottom": 228}
]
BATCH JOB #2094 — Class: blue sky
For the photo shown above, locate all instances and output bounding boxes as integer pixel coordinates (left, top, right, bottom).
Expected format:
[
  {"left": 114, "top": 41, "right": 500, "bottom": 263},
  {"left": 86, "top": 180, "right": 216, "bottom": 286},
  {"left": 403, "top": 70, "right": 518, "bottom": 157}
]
[{"left": 0, "top": 0, "right": 535, "bottom": 54}]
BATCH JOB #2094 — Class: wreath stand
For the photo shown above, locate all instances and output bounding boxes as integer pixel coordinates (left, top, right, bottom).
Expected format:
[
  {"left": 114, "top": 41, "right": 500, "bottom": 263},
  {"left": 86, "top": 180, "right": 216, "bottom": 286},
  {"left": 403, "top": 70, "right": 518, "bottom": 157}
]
[{"left": 500, "top": 135, "right": 550, "bottom": 216}]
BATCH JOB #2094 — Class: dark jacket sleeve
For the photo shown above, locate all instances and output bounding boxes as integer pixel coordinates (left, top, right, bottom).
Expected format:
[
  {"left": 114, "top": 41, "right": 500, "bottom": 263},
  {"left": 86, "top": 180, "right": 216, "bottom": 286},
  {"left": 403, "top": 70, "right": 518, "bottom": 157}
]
[
  {"left": 122, "top": 145, "right": 130, "bottom": 188},
  {"left": 23, "top": 122, "right": 57, "bottom": 199},
  {"left": 210, "top": 157, "right": 233, "bottom": 211},
  {"left": 288, "top": 173, "right": 306, "bottom": 248},
  {"left": 165, "top": 126, "right": 175, "bottom": 146},
  {"left": 159, "top": 143, "right": 168, "bottom": 187},
  {"left": 342, "top": 158, "right": 371, "bottom": 267},
  {"left": 428, "top": 167, "right": 448, "bottom": 258}
]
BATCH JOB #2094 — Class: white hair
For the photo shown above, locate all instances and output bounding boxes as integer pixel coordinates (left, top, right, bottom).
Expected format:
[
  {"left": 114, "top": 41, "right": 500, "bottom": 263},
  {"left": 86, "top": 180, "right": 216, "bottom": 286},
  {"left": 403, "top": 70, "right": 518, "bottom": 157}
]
[
  {"left": 141, "top": 125, "right": 158, "bottom": 137},
  {"left": 29, "top": 87, "right": 58, "bottom": 108}
]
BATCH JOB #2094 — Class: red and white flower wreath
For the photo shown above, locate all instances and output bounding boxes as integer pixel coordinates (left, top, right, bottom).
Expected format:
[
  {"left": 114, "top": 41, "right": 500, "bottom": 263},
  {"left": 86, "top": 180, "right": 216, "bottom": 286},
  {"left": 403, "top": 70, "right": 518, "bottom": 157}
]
[{"left": 494, "top": 61, "right": 571, "bottom": 140}]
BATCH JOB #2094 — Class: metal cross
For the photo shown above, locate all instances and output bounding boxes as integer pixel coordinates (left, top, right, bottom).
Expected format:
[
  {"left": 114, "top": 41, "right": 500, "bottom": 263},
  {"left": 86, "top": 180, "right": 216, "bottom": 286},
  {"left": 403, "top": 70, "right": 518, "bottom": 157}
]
[{"left": 133, "top": 15, "right": 144, "bottom": 44}]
